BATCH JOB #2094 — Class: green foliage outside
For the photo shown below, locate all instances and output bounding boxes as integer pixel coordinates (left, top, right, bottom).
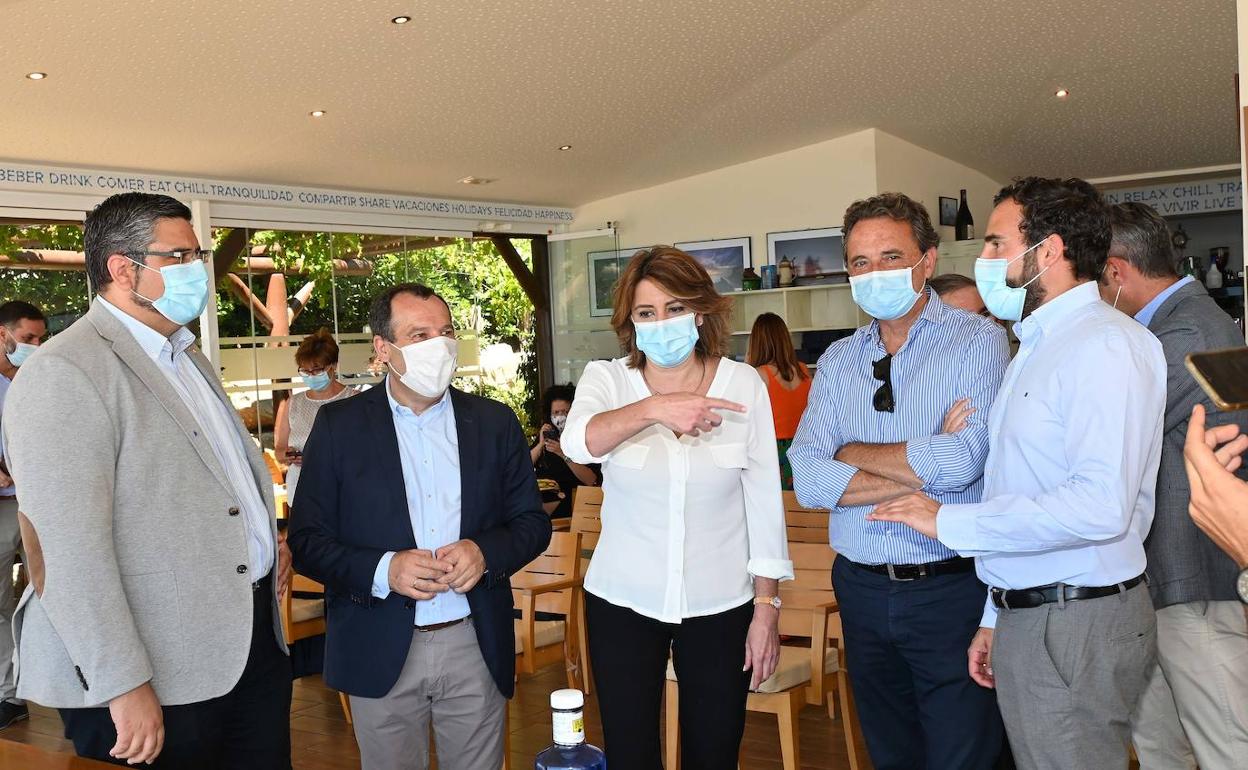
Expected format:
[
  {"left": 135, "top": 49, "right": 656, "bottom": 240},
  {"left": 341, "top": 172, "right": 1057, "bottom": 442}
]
[{"left": 1, "top": 225, "right": 539, "bottom": 433}]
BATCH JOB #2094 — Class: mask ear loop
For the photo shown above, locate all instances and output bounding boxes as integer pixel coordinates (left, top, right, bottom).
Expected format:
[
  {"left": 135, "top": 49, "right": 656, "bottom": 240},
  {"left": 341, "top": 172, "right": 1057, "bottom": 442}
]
[
  {"left": 1112, "top": 285, "right": 1123, "bottom": 309},
  {"left": 1017, "top": 236, "right": 1054, "bottom": 289}
]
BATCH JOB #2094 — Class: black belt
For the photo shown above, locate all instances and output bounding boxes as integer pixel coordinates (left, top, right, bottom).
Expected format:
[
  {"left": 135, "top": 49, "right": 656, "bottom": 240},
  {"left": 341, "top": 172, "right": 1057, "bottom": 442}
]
[
  {"left": 416, "top": 616, "right": 468, "bottom": 633},
  {"left": 853, "top": 556, "right": 975, "bottom": 581},
  {"left": 990, "top": 574, "right": 1145, "bottom": 610}
]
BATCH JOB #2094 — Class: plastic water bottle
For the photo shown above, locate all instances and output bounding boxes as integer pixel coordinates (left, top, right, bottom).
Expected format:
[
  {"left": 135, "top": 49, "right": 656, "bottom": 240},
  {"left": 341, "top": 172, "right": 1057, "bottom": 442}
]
[{"left": 534, "top": 689, "right": 606, "bottom": 769}]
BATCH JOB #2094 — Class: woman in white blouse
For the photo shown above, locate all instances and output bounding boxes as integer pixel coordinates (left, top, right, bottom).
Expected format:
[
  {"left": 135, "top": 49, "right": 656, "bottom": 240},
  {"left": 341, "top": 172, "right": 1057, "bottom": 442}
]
[{"left": 562, "top": 246, "right": 793, "bottom": 770}]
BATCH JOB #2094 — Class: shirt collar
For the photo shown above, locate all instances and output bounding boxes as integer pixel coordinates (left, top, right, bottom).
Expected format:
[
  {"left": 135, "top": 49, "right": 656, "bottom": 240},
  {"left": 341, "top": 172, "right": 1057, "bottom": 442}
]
[
  {"left": 97, "top": 296, "right": 196, "bottom": 363},
  {"left": 1013, "top": 280, "right": 1101, "bottom": 343},
  {"left": 385, "top": 376, "right": 451, "bottom": 421},
  {"left": 1134, "top": 275, "right": 1194, "bottom": 327}
]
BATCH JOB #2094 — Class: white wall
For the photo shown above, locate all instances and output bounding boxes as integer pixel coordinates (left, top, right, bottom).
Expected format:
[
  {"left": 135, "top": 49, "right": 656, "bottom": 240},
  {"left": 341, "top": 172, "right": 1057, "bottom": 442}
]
[
  {"left": 573, "top": 129, "right": 878, "bottom": 263},
  {"left": 873, "top": 130, "right": 1003, "bottom": 251}
]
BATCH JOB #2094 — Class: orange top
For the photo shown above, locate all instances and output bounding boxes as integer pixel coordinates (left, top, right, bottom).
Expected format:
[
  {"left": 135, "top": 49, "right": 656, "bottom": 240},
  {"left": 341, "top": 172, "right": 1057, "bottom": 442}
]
[{"left": 760, "top": 365, "right": 812, "bottom": 440}]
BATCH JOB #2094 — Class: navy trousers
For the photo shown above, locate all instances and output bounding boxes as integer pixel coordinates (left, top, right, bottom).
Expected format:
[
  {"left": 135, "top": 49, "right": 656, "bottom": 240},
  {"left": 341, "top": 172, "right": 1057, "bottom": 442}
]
[{"left": 833, "top": 555, "right": 1005, "bottom": 770}]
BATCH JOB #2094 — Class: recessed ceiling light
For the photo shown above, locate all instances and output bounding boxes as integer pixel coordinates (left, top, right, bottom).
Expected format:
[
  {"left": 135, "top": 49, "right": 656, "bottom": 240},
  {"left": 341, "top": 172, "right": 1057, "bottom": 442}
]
[
  {"left": 309, "top": 110, "right": 327, "bottom": 117},
  {"left": 391, "top": 15, "right": 411, "bottom": 24},
  {"left": 558, "top": 144, "right": 573, "bottom": 151},
  {"left": 25, "top": 72, "right": 46, "bottom": 80},
  {"left": 459, "top": 176, "right": 496, "bottom": 185},
  {"left": 1054, "top": 88, "right": 1070, "bottom": 99}
]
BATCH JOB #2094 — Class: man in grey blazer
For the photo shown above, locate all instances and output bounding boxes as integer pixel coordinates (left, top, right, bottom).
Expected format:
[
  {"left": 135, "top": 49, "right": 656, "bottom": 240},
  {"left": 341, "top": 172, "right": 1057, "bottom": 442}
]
[
  {"left": 1099, "top": 201, "right": 1248, "bottom": 769},
  {"left": 1, "top": 193, "right": 292, "bottom": 768}
]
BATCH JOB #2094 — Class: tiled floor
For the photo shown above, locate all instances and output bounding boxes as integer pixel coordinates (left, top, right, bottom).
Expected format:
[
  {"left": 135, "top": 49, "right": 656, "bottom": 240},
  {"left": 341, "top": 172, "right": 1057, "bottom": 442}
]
[{"left": 0, "top": 662, "right": 867, "bottom": 769}]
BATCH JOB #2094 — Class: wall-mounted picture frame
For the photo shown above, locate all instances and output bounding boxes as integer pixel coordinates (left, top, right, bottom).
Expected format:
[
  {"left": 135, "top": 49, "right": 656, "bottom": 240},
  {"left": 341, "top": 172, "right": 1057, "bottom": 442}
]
[
  {"left": 673, "top": 236, "right": 751, "bottom": 294},
  {"left": 939, "top": 196, "right": 958, "bottom": 226},
  {"left": 587, "top": 248, "right": 638, "bottom": 317},
  {"left": 765, "top": 227, "right": 846, "bottom": 278}
]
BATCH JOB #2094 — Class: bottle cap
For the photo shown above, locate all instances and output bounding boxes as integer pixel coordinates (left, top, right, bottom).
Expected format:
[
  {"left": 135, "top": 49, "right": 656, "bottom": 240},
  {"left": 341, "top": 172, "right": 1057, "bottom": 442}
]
[{"left": 550, "top": 689, "right": 584, "bottom": 710}]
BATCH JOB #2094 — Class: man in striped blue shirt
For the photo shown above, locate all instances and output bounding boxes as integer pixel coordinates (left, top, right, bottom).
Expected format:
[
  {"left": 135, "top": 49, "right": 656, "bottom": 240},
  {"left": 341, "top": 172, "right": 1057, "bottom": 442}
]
[{"left": 789, "top": 193, "right": 1010, "bottom": 769}]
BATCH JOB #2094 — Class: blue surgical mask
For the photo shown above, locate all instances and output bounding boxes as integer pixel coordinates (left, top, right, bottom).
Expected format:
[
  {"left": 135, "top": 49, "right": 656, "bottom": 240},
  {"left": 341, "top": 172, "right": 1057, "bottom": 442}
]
[
  {"left": 129, "top": 258, "right": 211, "bottom": 326},
  {"left": 848, "top": 261, "right": 923, "bottom": 320},
  {"left": 635, "top": 313, "right": 699, "bottom": 368},
  {"left": 974, "top": 237, "right": 1051, "bottom": 322},
  {"left": 5, "top": 341, "right": 36, "bottom": 367},
  {"left": 301, "top": 371, "right": 333, "bottom": 391}
]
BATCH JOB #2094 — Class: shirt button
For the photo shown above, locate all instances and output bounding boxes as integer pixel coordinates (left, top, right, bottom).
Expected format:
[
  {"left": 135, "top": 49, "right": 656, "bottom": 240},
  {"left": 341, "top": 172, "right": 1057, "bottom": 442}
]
[
  {"left": 236, "top": 565, "right": 248, "bottom": 574},
  {"left": 228, "top": 507, "right": 240, "bottom": 517}
]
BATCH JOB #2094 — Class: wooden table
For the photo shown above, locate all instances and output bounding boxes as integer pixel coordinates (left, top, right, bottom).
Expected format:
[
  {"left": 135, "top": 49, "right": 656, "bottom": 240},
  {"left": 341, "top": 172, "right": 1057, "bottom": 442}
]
[{"left": 0, "top": 740, "right": 119, "bottom": 768}]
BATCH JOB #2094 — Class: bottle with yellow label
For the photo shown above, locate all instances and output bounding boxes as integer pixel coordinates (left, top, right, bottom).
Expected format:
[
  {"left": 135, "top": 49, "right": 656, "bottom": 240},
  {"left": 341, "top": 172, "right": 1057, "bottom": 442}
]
[{"left": 535, "top": 689, "right": 605, "bottom": 769}]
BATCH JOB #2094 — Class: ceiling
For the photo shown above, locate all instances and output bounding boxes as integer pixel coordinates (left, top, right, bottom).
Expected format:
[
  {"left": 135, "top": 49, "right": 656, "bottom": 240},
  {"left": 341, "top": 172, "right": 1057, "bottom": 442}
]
[{"left": 0, "top": 0, "right": 1239, "bottom": 208}]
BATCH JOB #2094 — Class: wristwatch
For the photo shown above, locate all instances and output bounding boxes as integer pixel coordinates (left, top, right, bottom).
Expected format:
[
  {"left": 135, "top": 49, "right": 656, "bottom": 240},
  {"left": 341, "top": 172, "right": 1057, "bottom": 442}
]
[
  {"left": 1237, "top": 568, "right": 1248, "bottom": 605},
  {"left": 754, "top": 596, "right": 782, "bottom": 610}
]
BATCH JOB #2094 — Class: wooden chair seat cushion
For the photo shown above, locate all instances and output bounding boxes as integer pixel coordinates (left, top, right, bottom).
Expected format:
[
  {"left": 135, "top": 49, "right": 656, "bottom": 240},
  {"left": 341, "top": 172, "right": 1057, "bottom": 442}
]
[
  {"left": 291, "top": 598, "right": 325, "bottom": 624},
  {"left": 513, "top": 619, "right": 565, "bottom": 655}
]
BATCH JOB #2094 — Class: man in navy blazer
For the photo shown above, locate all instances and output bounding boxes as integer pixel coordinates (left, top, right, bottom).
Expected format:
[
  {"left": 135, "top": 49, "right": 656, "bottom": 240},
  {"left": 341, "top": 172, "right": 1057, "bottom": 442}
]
[{"left": 289, "top": 283, "right": 550, "bottom": 770}]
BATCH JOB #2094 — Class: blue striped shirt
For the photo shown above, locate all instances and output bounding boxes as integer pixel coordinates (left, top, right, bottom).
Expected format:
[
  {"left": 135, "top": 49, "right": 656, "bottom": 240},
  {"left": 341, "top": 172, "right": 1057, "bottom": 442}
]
[{"left": 789, "top": 290, "right": 1010, "bottom": 564}]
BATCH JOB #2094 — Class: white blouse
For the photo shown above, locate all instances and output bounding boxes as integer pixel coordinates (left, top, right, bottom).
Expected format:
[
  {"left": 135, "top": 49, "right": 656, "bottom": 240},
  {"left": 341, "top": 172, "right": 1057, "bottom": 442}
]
[{"left": 562, "top": 357, "right": 794, "bottom": 623}]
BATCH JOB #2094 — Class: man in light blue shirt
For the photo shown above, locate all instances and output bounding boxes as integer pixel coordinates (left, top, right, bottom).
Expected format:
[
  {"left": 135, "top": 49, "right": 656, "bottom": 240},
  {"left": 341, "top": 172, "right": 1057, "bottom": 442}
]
[
  {"left": 873, "top": 177, "right": 1167, "bottom": 770},
  {"left": 789, "top": 193, "right": 1009, "bottom": 769}
]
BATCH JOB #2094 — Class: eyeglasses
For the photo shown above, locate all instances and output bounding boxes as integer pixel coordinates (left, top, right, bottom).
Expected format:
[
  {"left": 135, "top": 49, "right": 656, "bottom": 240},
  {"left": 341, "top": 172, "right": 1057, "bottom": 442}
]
[
  {"left": 297, "top": 366, "right": 332, "bottom": 377},
  {"left": 872, "top": 354, "right": 894, "bottom": 413},
  {"left": 123, "top": 249, "right": 213, "bottom": 265}
]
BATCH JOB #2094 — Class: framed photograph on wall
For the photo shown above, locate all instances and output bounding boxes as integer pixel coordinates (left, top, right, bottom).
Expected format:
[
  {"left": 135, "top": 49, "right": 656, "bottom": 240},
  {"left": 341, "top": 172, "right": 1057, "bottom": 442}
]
[
  {"left": 673, "top": 236, "right": 751, "bottom": 294},
  {"left": 765, "top": 227, "right": 846, "bottom": 278},
  {"left": 939, "top": 196, "right": 958, "bottom": 226},
  {"left": 587, "top": 248, "right": 637, "bottom": 317}
]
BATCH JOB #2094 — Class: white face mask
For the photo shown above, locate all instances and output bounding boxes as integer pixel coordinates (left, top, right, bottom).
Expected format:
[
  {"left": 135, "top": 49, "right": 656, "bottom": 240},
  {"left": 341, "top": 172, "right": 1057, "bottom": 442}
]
[
  {"left": 388, "top": 336, "right": 458, "bottom": 398},
  {"left": 552, "top": 414, "right": 568, "bottom": 430}
]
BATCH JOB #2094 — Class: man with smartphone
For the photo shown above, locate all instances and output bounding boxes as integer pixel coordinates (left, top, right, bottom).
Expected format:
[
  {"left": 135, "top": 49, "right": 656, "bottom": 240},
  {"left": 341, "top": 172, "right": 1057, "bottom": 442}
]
[{"left": 1098, "top": 202, "right": 1248, "bottom": 769}]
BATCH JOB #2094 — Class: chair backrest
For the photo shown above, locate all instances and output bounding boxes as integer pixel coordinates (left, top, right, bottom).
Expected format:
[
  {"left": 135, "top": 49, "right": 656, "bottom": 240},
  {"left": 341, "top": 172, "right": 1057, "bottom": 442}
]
[
  {"left": 569, "top": 486, "right": 603, "bottom": 550},
  {"left": 777, "top": 542, "right": 841, "bottom": 642},
  {"left": 517, "top": 530, "right": 582, "bottom": 616},
  {"left": 783, "top": 491, "right": 830, "bottom": 543}
]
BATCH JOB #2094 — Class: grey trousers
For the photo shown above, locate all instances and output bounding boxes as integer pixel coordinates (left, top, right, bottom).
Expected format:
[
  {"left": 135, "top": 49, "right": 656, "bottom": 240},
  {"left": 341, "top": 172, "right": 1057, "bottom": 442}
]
[
  {"left": 0, "top": 498, "right": 22, "bottom": 704},
  {"left": 349, "top": 618, "right": 506, "bottom": 770},
  {"left": 993, "top": 582, "right": 1156, "bottom": 770},
  {"left": 1130, "top": 600, "right": 1248, "bottom": 770}
]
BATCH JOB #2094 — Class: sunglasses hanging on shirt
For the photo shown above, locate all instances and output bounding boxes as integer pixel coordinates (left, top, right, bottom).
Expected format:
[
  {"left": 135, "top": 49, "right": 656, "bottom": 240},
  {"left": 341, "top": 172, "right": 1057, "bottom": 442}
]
[{"left": 872, "top": 354, "right": 895, "bottom": 413}]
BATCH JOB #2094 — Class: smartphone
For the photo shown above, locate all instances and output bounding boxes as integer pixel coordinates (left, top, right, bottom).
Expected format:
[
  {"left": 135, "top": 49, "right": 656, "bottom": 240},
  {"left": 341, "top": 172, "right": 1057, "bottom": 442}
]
[
  {"left": 543, "top": 427, "right": 560, "bottom": 442},
  {"left": 1186, "top": 347, "right": 1248, "bottom": 411}
]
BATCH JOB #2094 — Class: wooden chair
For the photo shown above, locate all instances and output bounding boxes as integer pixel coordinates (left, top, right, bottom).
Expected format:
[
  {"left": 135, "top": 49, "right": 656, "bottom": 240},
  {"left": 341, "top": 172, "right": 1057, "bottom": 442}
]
[
  {"left": 280, "top": 573, "right": 354, "bottom": 725},
  {"left": 783, "top": 490, "right": 830, "bottom": 543},
  {"left": 569, "top": 486, "right": 603, "bottom": 554},
  {"left": 513, "top": 531, "right": 588, "bottom": 692},
  {"left": 664, "top": 540, "right": 864, "bottom": 770}
]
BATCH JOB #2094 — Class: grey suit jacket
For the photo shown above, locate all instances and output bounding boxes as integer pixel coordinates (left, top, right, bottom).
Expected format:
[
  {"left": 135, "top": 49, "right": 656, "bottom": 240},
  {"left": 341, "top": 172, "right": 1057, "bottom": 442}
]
[
  {"left": 1146, "top": 280, "right": 1248, "bottom": 608},
  {"left": 1, "top": 300, "right": 286, "bottom": 708}
]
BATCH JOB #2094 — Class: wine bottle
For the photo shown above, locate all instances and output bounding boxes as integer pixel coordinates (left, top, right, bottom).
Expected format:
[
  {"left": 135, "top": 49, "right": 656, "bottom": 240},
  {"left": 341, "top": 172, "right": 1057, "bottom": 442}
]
[
  {"left": 955, "top": 189, "right": 975, "bottom": 241},
  {"left": 534, "top": 689, "right": 606, "bottom": 769}
]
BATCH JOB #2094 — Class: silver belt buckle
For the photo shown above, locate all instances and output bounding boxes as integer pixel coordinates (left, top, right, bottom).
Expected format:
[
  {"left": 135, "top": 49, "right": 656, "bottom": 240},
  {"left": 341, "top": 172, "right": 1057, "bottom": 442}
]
[{"left": 886, "top": 563, "right": 916, "bottom": 582}]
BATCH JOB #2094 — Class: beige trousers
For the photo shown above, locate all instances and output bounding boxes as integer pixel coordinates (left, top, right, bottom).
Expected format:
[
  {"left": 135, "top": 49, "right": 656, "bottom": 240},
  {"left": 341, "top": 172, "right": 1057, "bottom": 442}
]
[
  {"left": 349, "top": 617, "right": 506, "bottom": 770},
  {"left": 1131, "top": 600, "right": 1248, "bottom": 770}
]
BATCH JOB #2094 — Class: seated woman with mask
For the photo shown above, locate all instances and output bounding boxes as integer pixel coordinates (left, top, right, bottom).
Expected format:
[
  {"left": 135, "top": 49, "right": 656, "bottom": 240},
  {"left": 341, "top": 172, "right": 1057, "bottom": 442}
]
[
  {"left": 274, "top": 328, "right": 361, "bottom": 504},
  {"left": 530, "top": 383, "right": 601, "bottom": 518}
]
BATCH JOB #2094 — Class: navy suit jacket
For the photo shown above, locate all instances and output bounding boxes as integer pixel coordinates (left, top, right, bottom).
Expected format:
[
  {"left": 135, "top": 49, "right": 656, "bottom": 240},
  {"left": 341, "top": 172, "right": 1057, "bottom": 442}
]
[{"left": 288, "top": 382, "right": 551, "bottom": 698}]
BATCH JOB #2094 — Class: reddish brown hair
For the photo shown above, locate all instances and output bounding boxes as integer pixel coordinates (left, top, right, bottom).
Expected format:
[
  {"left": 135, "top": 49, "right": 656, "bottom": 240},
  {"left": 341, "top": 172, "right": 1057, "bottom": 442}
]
[
  {"left": 746, "top": 312, "right": 808, "bottom": 381},
  {"left": 610, "top": 246, "right": 733, "bottom": 368},
  {"left": 295, "top": 328, "right": 339, "bottom": 369}
]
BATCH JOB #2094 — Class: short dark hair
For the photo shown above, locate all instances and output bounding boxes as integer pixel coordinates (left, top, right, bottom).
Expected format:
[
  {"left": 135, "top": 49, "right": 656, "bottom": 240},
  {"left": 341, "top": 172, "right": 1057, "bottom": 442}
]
[
  {"left": 927, "top": 273, "right": 976, "bottom": 296},
  {"left": 0, "top": 300, "right": 46, "bottom": 328},
  {"left": 993, "top": 177, "right": 1110, "bottom": 282},
  {"left": 542, "top": 384, "right": 576, "bottom": 419},
  {"left": 83, "top": 193, "right": 193, "bottom": 291},
  {"left": 368, "top": 283, "right": 451, "bottom": 341},
  {"left": 843, "top": 193, "right": 940, "bottom": 254},
  {"left": 295, "top": 327, "right": 340, "bottom": 368},
  {"left": 1107, "top": 202, "right": 1179, "bottom": 279}
]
